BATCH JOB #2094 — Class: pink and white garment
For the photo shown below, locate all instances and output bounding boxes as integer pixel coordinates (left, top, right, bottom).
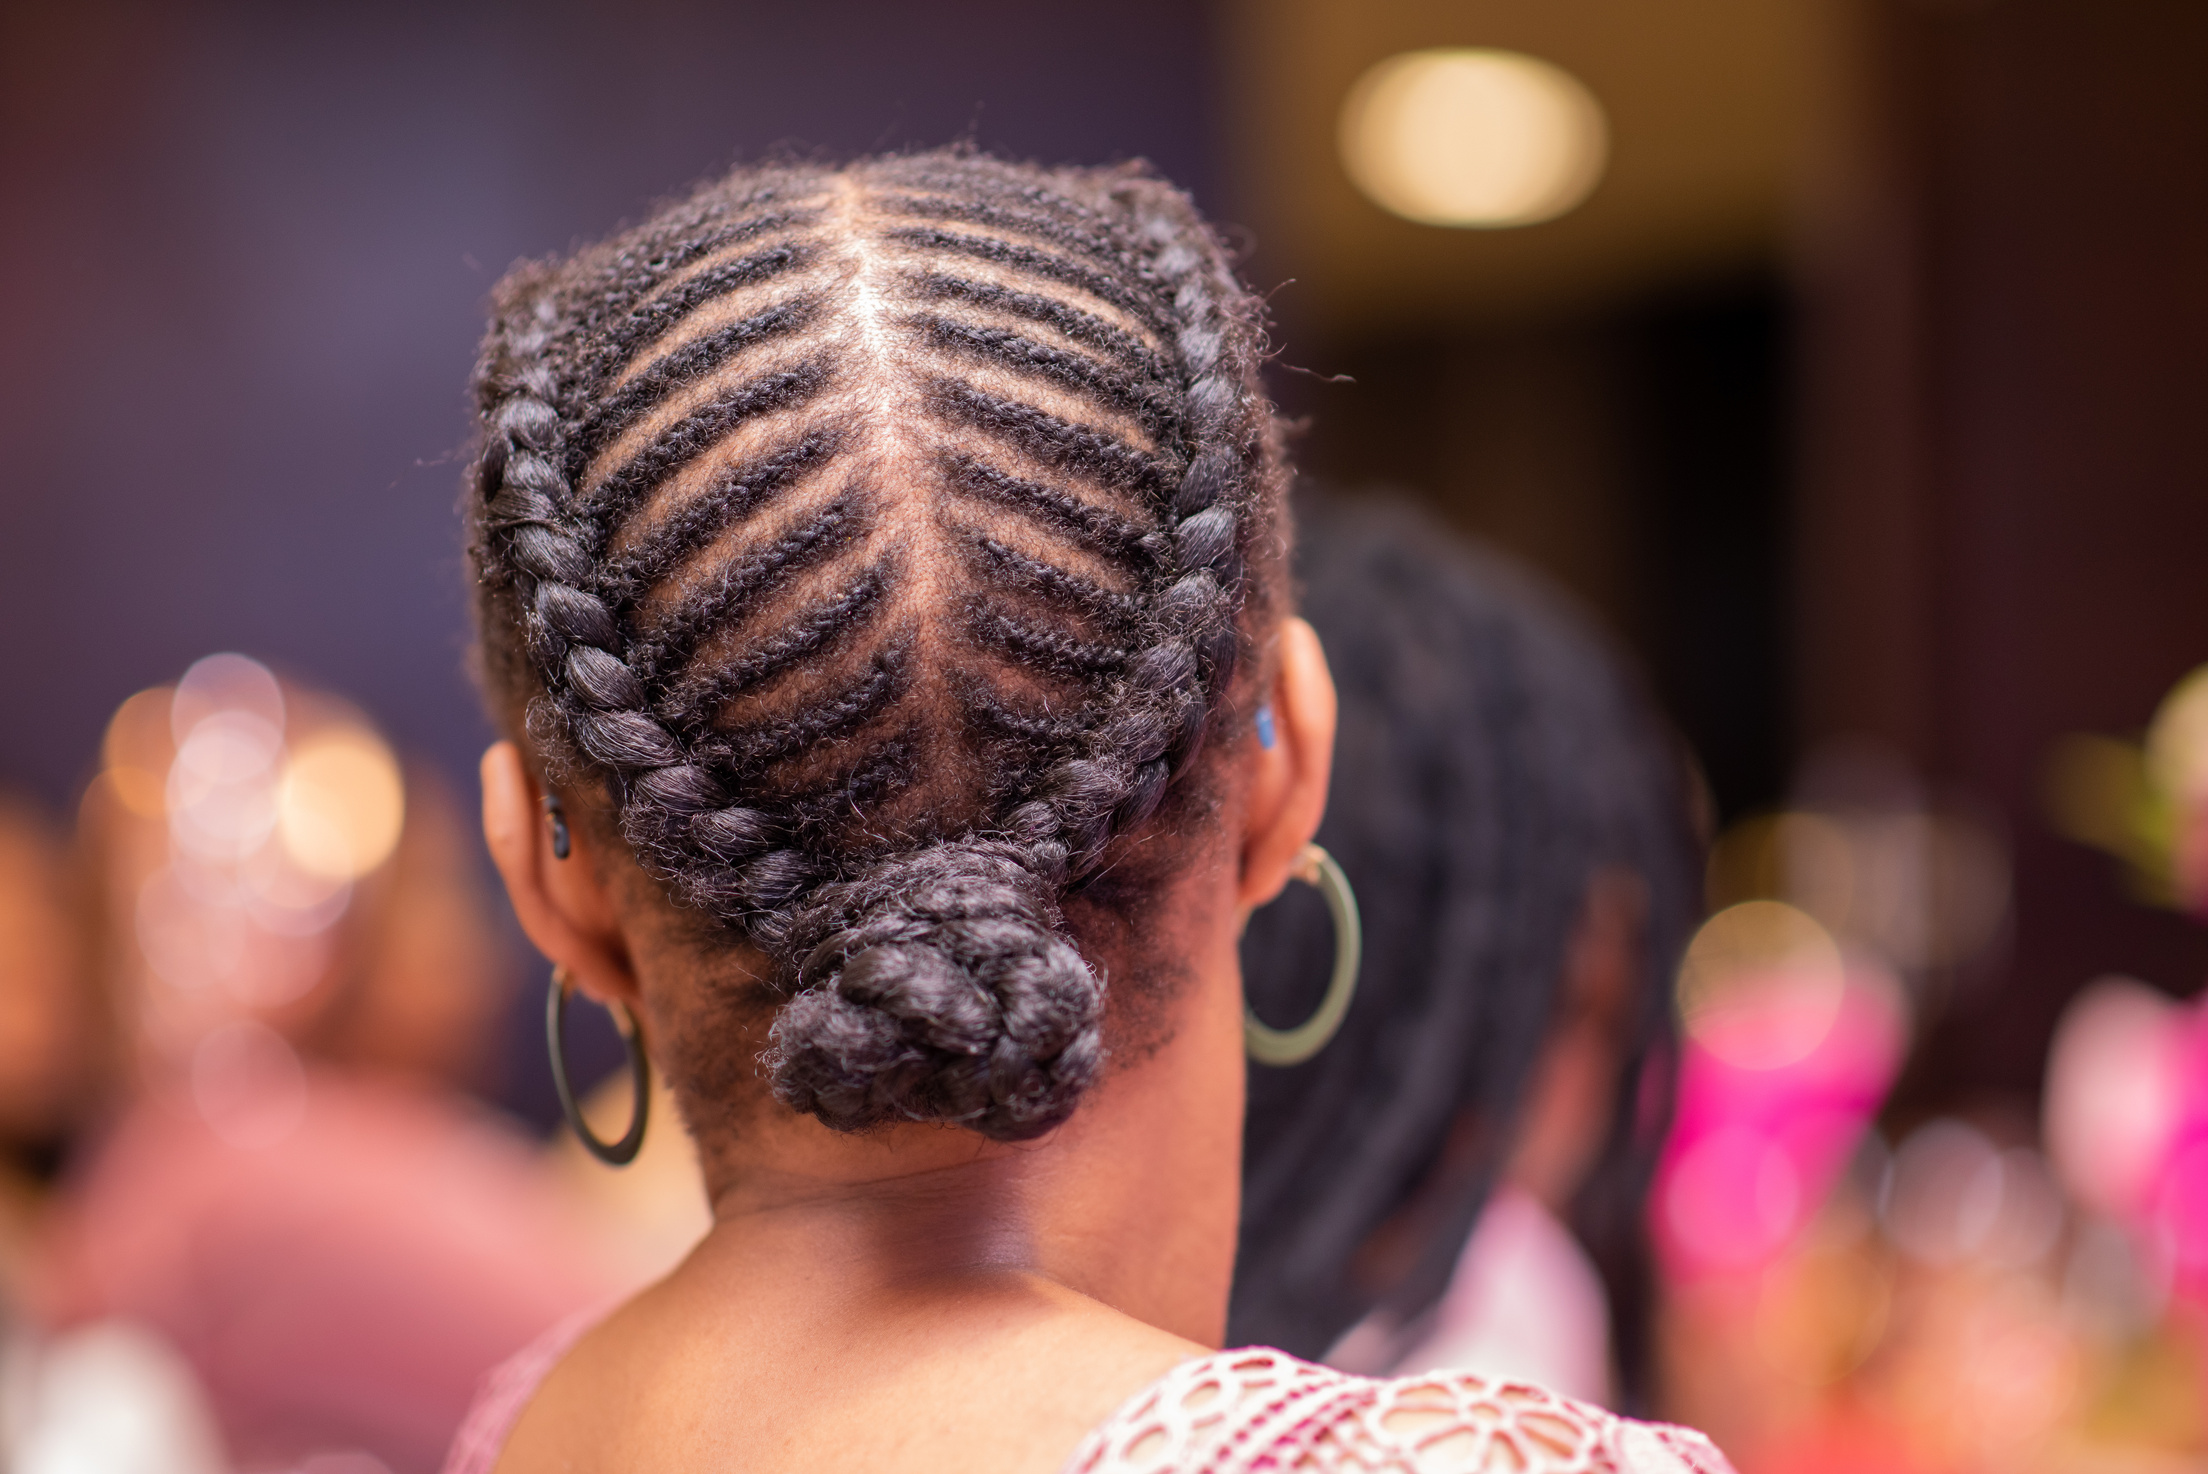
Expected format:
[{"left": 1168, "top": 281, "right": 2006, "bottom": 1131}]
[
  {"left": 446, "top": 1322, "right": 1733, "bottom": 1474},
  {"left": 1065, "top": 1349, "right": 1732, "bottom": 1474}
]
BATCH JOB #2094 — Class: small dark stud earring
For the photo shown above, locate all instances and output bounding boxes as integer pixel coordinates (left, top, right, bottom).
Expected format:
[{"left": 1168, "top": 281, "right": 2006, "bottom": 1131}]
[{"left": 543, "top": 795, "right": 571, "bottom": 861}]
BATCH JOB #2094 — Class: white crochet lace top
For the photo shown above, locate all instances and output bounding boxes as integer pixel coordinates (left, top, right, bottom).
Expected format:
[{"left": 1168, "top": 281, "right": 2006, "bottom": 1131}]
[
  {"left": 1061, "top": 1349, "right": 1735, "bottom": 1474},
  {"left": 446, "top": 1319, "right": 1734, "bottom": 1474}
]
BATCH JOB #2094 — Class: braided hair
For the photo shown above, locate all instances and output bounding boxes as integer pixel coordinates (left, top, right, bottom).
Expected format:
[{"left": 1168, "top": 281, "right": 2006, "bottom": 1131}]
[
  {"left": 466, "top": 151, "right": 1287, "bottom": 1143},
  {"left": 1230, "top": 488, "right": 1699, "bottom": 1407}
]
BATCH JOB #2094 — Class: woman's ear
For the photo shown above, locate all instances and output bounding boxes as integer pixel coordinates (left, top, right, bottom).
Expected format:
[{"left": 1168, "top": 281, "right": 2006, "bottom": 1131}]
[
  {"left": 479, "top": 741, "right": 640, "bottom": 1007},
  {"left": 1237, "top": 617, "right": 1337, "bottom": 917}
]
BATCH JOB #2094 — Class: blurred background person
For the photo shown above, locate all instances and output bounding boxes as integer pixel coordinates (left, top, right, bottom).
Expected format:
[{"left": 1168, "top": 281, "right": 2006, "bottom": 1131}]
[
  {"left": 0, "top": 798, "right": 231, "bottom": 1474},
  {"left": 41, "top": 657, "right": 620, "bottom": 1474},
  {"left": 1233, "top": 487, "right": 1702, "bottom": 1411}
]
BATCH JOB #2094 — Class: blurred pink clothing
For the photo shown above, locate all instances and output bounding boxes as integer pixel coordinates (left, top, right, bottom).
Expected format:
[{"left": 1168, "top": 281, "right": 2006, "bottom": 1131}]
[
  {"left": 440, "top": 1307, "right": 598, "bottom": 1474},
  {"left": 444, "top": 1321, "right": 1736, "bottom": 1474},
  {"left": 46, "top": 1070, "right": 620, "bottom": 1474},
  {"left": 1325, "top": 1185, "right": 1613, "bottom": 1404}
]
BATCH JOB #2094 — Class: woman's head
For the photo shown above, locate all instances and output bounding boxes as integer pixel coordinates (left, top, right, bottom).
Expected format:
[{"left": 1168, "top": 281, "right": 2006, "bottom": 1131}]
[
  {"left": 1231, "top": 489, "right": 1700, "bottom": 1395},
  {"left": 466, "top": 150, "right": 1305, "bottom": 1148}
]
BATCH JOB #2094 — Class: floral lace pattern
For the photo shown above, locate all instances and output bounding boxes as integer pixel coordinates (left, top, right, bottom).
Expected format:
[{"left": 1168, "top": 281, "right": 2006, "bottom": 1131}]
[{"left": 1061, "top": 1350, "right": 1735, "bottom": 1474}]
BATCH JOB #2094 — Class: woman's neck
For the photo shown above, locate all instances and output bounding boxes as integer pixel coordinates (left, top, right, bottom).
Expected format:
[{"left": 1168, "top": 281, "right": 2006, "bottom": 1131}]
[
  {"left": 686, "top": 928, "right": 1248, "bottom": 1347},
  {"left": 497, "top": 959, "right": 1250, "bottom": 1474}
]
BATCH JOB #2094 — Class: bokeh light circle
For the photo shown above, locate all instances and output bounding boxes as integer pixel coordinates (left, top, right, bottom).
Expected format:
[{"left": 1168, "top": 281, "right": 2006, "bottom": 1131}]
[
  {"left": 1338, "top": 48, "right": 1609, "bottom": 228},
  {"left": 166, "top": 712, "right": 285, "bottom": 861},
  {"left": 172, "top": 652, "right": 285, "bottom": 743},
  {"left": 279, "top": 729, "right": 405, "bottom": 882},
  {"left": 1677, "top": 900, "right": 1847, "bottom": 1071},
  {"left": 100, "top": 687, "right": 179, "bottom": 819}
]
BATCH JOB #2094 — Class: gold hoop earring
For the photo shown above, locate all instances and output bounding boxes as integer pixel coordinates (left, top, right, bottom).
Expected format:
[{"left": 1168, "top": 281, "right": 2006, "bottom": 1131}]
[
  {"left": 1245, "top": 843, "right": 1361, "bottom": 1067},
  {"left": 547, "top": 965, "right": 650, "bottom": 1166}
]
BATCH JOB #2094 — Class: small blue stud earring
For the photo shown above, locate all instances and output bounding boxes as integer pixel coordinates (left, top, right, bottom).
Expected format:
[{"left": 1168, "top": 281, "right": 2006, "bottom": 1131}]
[
  {"left": 1254, "top": 704, "right": 1278, "bottom": 750},
  {"left": 543, "top": 795, "right": 571, "bottom": 861}
]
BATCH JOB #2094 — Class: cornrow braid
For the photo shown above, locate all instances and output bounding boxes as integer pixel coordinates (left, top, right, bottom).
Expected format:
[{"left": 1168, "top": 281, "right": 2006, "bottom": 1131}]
[{"left": 467, "top": 151, "right": 1288, "bottom": 1142}]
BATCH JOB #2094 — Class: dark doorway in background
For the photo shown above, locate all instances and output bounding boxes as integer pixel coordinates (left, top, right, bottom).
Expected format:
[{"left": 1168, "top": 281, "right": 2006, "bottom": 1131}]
[{"left": 1271, "top": 277, "right": 1793, "bottom": 826}]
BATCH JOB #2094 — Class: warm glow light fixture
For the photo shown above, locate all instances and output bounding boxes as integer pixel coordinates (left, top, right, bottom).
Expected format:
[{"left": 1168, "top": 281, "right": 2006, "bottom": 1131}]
[{"left": 1339, "top": 48, "right": 1609, "bottom": 229}]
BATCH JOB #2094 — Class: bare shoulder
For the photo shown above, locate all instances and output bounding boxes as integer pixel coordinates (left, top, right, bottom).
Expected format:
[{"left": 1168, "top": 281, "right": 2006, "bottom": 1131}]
[
  {"left": 485, "top": 1290, "right": 673, "bottom": 1474},
  {"left": 493, "top": 1271, "right": 1203, "bottom": 1474},
  {"left": 1066, "top": 1350, "right": 1738, "bottom": 1474}
]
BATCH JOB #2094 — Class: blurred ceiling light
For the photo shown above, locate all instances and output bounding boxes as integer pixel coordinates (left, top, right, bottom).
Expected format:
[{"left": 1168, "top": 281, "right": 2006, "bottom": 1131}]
[
  {"left": 278, "top": 728, "right": 404, "bottom": 882},
  {"left": 1338, "top": 48, "right": 1608, "bottom": 229}
]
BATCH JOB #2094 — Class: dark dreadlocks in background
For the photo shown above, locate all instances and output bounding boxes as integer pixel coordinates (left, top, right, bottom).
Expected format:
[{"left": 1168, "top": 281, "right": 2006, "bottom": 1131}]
[
  {"left": 1232, "top": 487, "right": 1701, "bottom": 1408},
  {"left": 467, "top": 150, "right": 1287, "bottom": 1144}
]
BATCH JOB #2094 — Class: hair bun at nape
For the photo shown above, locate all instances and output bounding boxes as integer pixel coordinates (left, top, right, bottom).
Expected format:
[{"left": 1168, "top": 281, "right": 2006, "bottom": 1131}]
[{"left": 768, "top": 841, "right": 1104, "bottom": 1141}]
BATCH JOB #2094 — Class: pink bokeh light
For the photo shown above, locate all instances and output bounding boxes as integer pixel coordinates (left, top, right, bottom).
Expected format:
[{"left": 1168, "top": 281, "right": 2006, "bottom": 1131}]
[{"left": 1654, "top": 969, "right": 1908, "bottom": 1280}]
